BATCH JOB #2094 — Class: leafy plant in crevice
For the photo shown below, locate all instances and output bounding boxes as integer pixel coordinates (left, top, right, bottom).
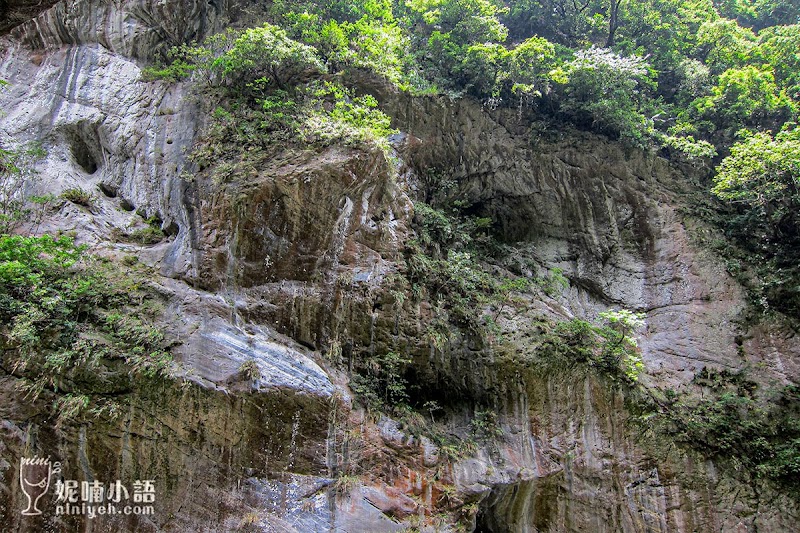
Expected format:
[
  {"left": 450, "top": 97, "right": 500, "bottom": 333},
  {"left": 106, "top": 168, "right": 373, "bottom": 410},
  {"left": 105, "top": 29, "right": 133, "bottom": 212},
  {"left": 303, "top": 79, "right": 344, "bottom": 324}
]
[
  {"left": 406, "top": 200, "right": 567, "bottom": 359},
  {"left": 406, "top": 202, "right": 497, "bottom": 322},
  {"left": 405, "top": 239, "right": 498, "bottom": 328},
  {"left": 596, "top": 309, "right": 646, "bottom": 381},
  {"left": 60, "top": 187, "right": 93, "bottom": 208},
  {"left": 349, "top": 350, "right": 412, "bottom": 413},
  {"left": 536, "top": 267, "right": 569, "bottom": 297},
  {"left": 470, "top": 409, "right": 504, "bottom": 441},
  {"left": 0, "top": 234, "right": 176, "bottom": 425},
  {"left": 529, "top": 309, "right": 646, "bottom": 383},
  {"left": 238, "top": 359, "right": 260, "bottom": 383},
  {"left": 113, "top": 214, "right": 165, "bottom": 246},
  {"left": 53, "top": 393, "right": 91, "bottom": 428}
]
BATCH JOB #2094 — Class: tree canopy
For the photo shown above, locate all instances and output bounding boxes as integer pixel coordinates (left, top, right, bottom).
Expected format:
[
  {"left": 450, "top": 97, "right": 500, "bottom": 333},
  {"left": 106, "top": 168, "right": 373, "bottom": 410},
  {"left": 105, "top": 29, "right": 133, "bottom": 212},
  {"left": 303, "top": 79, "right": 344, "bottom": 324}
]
[{"left": 144, "top": 0, "right": 800, "bottom": 314}]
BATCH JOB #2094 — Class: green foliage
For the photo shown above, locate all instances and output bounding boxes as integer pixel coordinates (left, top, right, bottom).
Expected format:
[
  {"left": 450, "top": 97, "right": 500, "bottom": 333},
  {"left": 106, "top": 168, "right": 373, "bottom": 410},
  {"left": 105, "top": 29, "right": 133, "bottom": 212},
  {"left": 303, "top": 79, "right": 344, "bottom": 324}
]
[
  {"left": 455, "top": 34, "right": 558, "bottom": 99},
  {"left": 716, "top": 0, "right": 800, "bottom": 29},
  {"left": 259, "top": 91, "right": 300, "bottom": 131},
  {"left": 53, "top": 393, "right": 91, "bottom": 426},
  {"left": 406, "top": 0, "right": 509, "bottom": 44},
  {"left": 403, "top": 0, "right": 510, "bottom": 92},
  {"left": 274, "top": 1, "right": 417, "bottom": 88},
  {"left": 0, "top": 235, "right": 174, "bottom": 410},
  {"left": 536, "top": 267, "right": 569, "bottom": 296},
  {"left": 549, "top": 318, "right": 597, "bottom": 362},
  {"left": 558, "top": 47, "right": 655, "bottom": 145},
  {"left": 125, "top": 226, "right": 165, "bottom": 245},
  {"left": 340, "top": 16, "right": 411, "bottom": 86},
  {"left": 211, "top": 24, "right": 326, "bottom": 89},
  {"left": 692, "top": 65, "right": 795, "bottom": 132},
  {"left": 673, "top": 58, "right": 714, "bottom": 107},
  {"left": 712, "top": 126, "right": 800, "bottom": 266},
  {"left": 114, "top": 215, "right": 165, "bottom": 245},
  {"left": 350, "top": 351, "right": 412, "bottom": 412},
  {"left": 149, "top": 24, "right": 326, "bottom": 92},
  {"left": 413, "top": 202, "right": 471, "bottom": 252},
  {"left": 407, "top": 241, "right": 497, "bottom": 325},
  {"left": 597, "top": 309, "right": 646, "bottom": 381},
  {"left": 666, "top": 375, "right": 800, "bottom": 491},
  {"left": 507, "top": 36, "right": 558, "bottom": 98},
  {"left": 711, "top": 127, "right": 800, "bottom": 312},
  {"left": 238, "top": 359, "right": 260, "bottom": 382},
  {"left": 0, "top": 142, "right": 49, "bottom": 234},
  {"left": 503, "top": 0, "right": 602, "bottom": 46},
  {"left": 141, "top": 59, "right": 196, "bottom": 83},
  {"left": 756, "top": 24, "right": 800, "bottom": 98},
  {"left": 0, "top": 234, "right": 83, "bottom": 291},
  {"left": 272, "top": 0, "right": 393, "bottom": 25},
  {"left": 614, "top": 0, "right": 718, "bottom": 65},
  {"left": 696, "top": 18, "right": 757, "bottom": 73},
  {"left": 713, "top": 128, "right": 800, "bottom": 227},
  {"left": 60, "top": 187, "right": 93, "bottom": 207},
  {"left": 657, "top": 132, "right": 718, "bottom": 159},
  {"left": 470, "top": 409, "right": 504, "bottom": 441},
  {"left": 534, "top": 309, "right": 645, "bottom": 382},
  {"left": 189, "top": 79, "right": 395, "bottom": 173},
  {"left": 303, "top": 81, "right": 397, "bottom": 147},
  {"left": 459, "top": 42, "right": 510, "bottom": 97}
]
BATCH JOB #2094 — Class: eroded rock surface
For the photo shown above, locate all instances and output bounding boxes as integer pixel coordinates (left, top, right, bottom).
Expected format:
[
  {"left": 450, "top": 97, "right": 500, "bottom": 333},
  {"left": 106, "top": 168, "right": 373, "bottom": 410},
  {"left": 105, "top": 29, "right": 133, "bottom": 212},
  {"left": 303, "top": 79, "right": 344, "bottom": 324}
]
[{"left": 0, "top": 0, "right": 798, "bottom": 531}]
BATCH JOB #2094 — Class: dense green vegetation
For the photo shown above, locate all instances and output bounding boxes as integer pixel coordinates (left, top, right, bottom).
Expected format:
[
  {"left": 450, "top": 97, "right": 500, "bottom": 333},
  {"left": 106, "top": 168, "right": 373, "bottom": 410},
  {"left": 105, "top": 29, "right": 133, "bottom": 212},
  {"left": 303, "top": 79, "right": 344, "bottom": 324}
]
[
  {"left": 139, "top": 0, "right": 800, "bottom": 494},
  {"left": 0, "top": 235, "right": 175, "bottom": 425},
  {"left": 144, "top": 0, "right": 800, "bottom": 315},
  {"left": 512, "top": 311, "right": 645, "bottom": 383},
  {"left": 659, "top": 369, "right": 800, "bottom": 492}
]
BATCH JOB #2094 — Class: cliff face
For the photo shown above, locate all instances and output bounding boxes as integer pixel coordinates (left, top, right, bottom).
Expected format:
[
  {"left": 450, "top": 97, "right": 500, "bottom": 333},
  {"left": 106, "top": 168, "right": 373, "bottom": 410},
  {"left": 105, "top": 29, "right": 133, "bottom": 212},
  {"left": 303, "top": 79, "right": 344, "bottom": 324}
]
[{"left": 1, "top": 1, "right": 798, "bottom": 531}]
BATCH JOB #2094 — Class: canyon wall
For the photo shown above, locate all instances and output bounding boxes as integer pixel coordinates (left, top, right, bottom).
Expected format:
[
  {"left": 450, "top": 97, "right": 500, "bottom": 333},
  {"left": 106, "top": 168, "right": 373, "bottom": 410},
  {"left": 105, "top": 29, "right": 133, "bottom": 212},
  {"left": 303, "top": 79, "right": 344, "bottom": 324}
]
[{"left": 0, "top": 0, "right": 797, "bottom": 531}]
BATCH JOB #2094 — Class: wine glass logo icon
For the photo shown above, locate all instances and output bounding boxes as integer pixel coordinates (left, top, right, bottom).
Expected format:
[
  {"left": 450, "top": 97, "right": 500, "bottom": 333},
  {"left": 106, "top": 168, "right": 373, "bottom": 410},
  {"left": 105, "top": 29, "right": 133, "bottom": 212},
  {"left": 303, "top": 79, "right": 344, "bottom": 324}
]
[{"left": 19, "top": 456, "right": 52, "bottom": 516}]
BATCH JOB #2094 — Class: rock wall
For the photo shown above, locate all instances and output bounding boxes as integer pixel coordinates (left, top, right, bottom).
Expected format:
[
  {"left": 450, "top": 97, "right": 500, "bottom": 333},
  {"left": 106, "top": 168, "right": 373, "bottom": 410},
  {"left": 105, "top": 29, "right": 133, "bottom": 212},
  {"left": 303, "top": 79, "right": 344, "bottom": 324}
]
[{"left": 0, "top": 0, "right": 798, "bottom": 531}]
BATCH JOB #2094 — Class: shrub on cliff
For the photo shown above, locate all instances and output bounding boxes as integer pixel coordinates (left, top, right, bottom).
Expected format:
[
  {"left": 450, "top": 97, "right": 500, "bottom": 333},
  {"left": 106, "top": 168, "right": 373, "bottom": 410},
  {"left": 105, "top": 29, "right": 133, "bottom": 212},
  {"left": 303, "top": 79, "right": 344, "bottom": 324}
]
[
  {"left": 143, "top": 23, "right": 326, "bottom": 92},
  {"left": 556, "top": 47, "right": 655, "bottom": 146},
  {"left": 0, "top": 235, "right": 174, "bottom": 424},
  {"left": 712, "top": 126, "right": 800, "bottom": 312},
  {"left": 210, "top": 24, "right": 326, "bottom": 89},
  {"left": 713, "top": 127, "right": 800, "bottom": 240}
]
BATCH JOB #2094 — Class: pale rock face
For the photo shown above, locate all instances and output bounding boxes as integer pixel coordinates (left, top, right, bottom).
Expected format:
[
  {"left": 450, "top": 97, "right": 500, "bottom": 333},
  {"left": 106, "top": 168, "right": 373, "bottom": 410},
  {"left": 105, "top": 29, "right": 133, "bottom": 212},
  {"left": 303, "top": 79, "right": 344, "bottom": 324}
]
[
  {"left": 8, "top": 0, "right": 219, "bottom": 59},
  {"left": 0, "top": 0, "right": 798, "bottom": 532},
  {"left": 0, "top": 40, "right": 198, "bottom": 275}
]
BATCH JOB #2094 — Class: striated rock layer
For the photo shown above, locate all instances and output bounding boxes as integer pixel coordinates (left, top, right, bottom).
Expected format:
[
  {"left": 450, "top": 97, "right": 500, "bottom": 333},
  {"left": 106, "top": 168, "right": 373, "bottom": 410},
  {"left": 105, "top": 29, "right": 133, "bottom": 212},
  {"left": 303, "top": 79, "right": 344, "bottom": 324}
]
[{"left": 0, "top": 0, "right": 798, "bottom": 531}]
